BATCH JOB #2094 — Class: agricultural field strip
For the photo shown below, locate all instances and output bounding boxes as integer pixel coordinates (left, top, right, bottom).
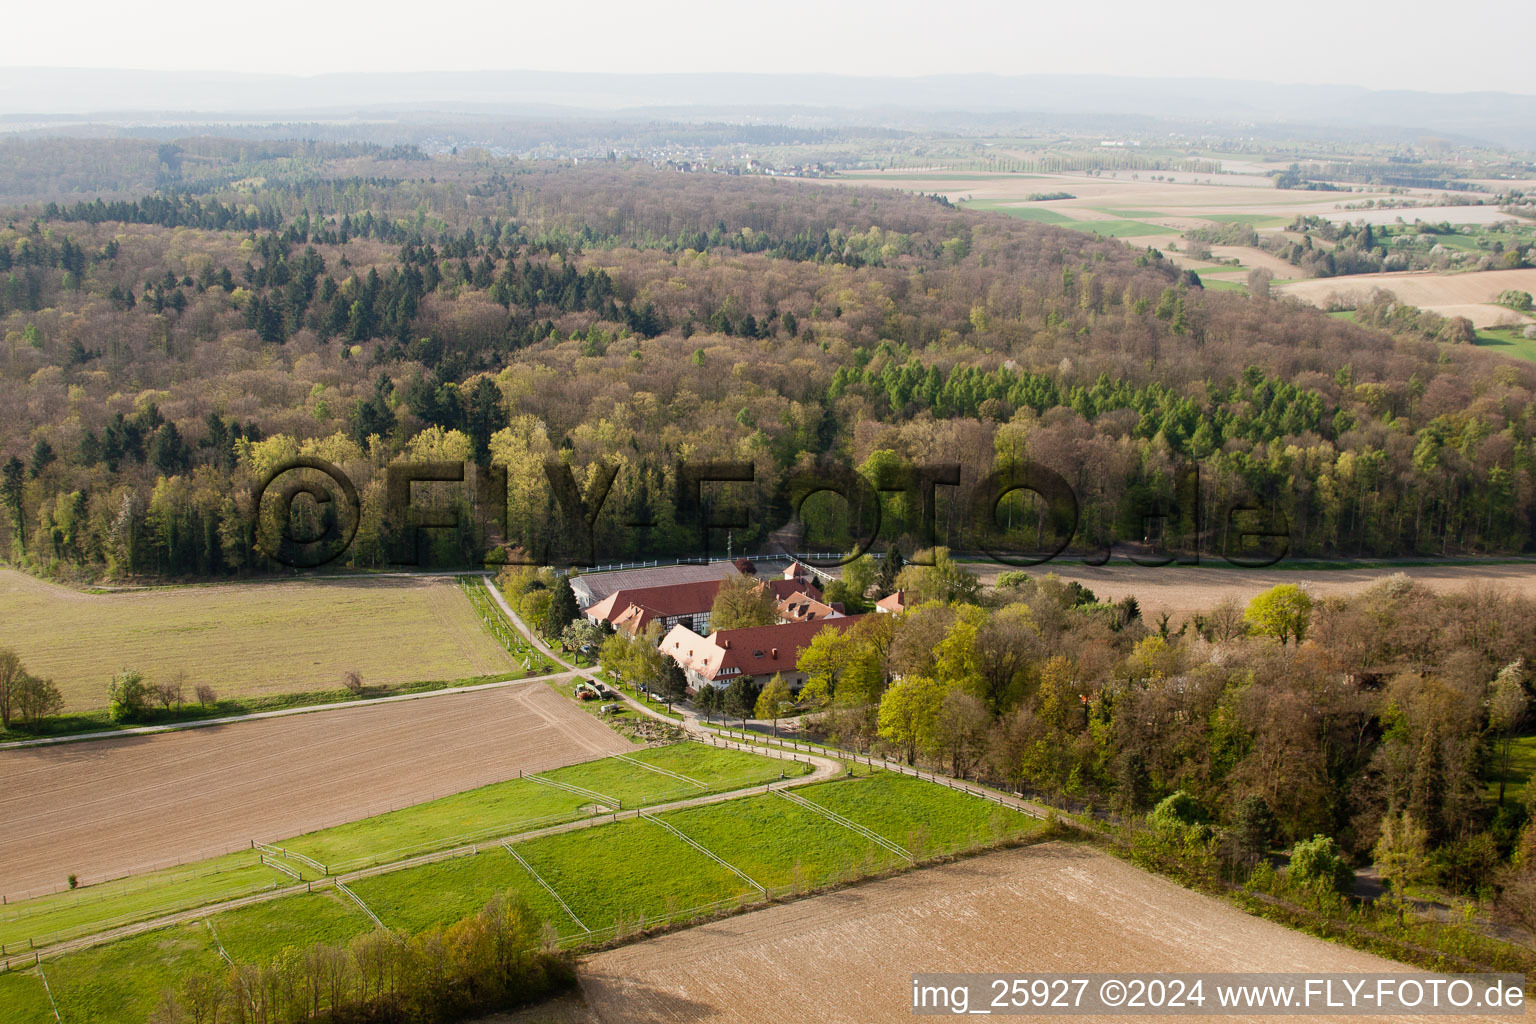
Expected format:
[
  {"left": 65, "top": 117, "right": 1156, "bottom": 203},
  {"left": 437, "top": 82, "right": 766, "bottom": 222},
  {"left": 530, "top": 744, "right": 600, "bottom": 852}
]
[
  {"left": 0, "top": 871, "right": 288, "bottom": 954},
  {"left": 260, "top": 858, "right": 301, "bottom": 882},
  {"left": 4, "top": 740, "right": 795, "bottom": 952},
  {"left": 332, "top": 884, "right": 383, "bottom": 930},
  {"left": 638, "top": 812, "right": 766, "bottom": 894},
  {"left": 703, "top": 724, "right": 1052, "bottom": 818},
  {"left": 255, "top": 843, "right": 322, "bottom": 876},
  {"left": 776, "top": 789, "right": 913, "bottom": 862},
  {"left": 315, "top": 807, "right": 598, "bottom": 876},
  {"left": 524, "top": 774, "right": 616, "bottom": 807},
  {"left": 0, "top": 748, "right": 836, "bottom": 968},
  {"left": 0, "top": 670, "right": 572, "bottom": 752},
  {"left": 613, "top": 753, "right": 705, "bottom": 789},
  {"left": 500, "top": 842, "right": 589, "bottom": 933}
]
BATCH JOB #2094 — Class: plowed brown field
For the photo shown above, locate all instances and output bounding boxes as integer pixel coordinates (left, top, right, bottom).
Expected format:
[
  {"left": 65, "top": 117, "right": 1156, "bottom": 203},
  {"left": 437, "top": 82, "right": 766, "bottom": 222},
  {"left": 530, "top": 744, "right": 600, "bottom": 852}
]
[
  {"left": 0, "top": 681, "right": 628, "bottom": 898},
  {"left": 503, "top": 844, "right": 1516, "bottom": 1024},
  {"left": 973, "top": 562, "right": 1536, "bottom": 630}
]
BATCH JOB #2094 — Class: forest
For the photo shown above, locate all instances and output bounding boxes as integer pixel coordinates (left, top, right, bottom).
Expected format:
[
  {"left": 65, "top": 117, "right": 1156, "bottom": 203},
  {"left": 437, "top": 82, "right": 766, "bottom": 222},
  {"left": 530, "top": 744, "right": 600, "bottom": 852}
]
[{"left": 3, "top": 146, "right": 1536, "bottom": 580}]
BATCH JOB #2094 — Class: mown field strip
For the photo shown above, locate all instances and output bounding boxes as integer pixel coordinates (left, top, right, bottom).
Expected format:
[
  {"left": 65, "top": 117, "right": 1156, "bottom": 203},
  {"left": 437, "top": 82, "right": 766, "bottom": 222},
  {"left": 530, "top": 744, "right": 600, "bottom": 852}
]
[
  {"left": 332, "top": 884, "right": 382, "bottom": 930},
  {"left": 501, "top": 842, "right": 588, "bottom": 933},
  {"left": 525, "top": 774, "right": 616, "bottom": 807},
  {"left": 777, "top": 790, "right": 913, "bottom": 862},
  {"left": 255, "top": 842, "right": 324, "bottom": 876},
  {"left": 615, "top": 753, "right": 705, "bottom": 789},
  {"left": 640, "top": 813, "right": 765, "bottom": 894}
]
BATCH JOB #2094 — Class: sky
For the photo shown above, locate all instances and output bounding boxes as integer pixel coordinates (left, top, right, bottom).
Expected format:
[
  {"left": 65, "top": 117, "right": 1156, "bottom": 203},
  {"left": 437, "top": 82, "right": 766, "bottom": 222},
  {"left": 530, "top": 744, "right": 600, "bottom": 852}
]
[{"left": 7, "top": 0, "right": 1532, "bottom": 95}]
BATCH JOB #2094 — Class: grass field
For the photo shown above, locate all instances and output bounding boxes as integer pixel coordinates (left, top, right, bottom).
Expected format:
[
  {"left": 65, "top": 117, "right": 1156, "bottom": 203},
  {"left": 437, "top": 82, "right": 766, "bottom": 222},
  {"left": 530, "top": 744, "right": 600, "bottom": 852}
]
[
  {"left": 274, "top": 741, "right": 795, "bottom": 873},
  {"left": 1477, "top": 326, "right": 1536, "bottom": 364},
  {"left": 0, "top": 851, "right": 289, "bottom": 952},
  {"left": 349, "top": 847, "right": 578, "bottom": 936},
  {"left": 0, "top": 571, "right": 517, "bottom": 712},
  {"left": 515, "top": 817, "right": 757, "bottom": 930},
  {"left": 654, "top": 792, "right": 905, "bottom": 889},
  {"left": 1486, "top": 735, "right": 1536, "bottom": 803},
  {"left": 960, "top": 201, "right": 1073, "bottom": 224},
  {"left": 798, "top": 771, "right": 1035, "bottom": 856},
  {"left": 1063, "top": 219, "right": 1168, "bottom": 238},
  {"left": 1204, "top": 213, "right": 1290, "bottom": 228},
  {"left": 45, "top": 921, "right": 222, "bottom": 1024},
  {"left": 2, "top": 742, "right": 767, "bottom": 948},
  {"left": 207, "top": 890, "right": 373, "bottom": 963},
  {"left": 0, "top": 970, "right": 54, "bottom": 1024},
  {"left": 2, "top": 770, "right": 1041, "bottom": 1021}
]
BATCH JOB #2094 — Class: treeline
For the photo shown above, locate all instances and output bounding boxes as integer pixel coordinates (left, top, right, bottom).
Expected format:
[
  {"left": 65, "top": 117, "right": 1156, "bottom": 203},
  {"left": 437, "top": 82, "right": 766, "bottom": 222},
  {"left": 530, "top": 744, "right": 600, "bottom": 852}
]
[{"left": 144, "top": 893, "right": 572, "bottom": 1024}]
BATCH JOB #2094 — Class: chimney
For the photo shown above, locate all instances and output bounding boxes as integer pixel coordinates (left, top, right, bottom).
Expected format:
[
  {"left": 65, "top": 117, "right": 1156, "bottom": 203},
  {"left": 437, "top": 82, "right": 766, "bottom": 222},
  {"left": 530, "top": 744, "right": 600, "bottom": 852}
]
[
  {"left": 771, "top": 647, "right": 778, "bottom": 659},
  {"left": 723, "top": 639, "right": 731, "bottom": 649}
]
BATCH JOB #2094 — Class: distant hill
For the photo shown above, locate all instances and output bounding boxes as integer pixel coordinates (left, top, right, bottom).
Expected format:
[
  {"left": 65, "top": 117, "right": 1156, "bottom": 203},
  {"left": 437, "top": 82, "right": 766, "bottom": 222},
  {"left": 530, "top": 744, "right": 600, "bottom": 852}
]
[{"left": 3, "top": 69, "right": 1534, "bottom": 149}]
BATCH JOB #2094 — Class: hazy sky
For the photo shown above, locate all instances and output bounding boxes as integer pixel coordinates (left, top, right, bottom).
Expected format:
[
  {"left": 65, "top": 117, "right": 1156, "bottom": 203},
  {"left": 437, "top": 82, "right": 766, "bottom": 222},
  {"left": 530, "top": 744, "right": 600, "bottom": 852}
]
[{"left": 9, "top": 0, "right": 1532, "bottom": 95}]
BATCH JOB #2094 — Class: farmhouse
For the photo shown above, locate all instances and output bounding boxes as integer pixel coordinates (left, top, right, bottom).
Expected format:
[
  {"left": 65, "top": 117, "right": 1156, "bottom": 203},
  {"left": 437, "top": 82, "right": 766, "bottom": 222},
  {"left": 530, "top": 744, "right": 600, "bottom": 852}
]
[
  {"left": 776, "top": 590, "right": 843, "bottom": 623},
  {"left": 661, "top": 615, "right": 866, "bottom": 690},
  {"left": 584, "top": 575, "right": 816, "bottom": 635},
  {"left": 568, "top": 560, "right": 744, "bottom": 609},
  {"left": 874, "top": 590, "right": 909, "bottom": 614}
]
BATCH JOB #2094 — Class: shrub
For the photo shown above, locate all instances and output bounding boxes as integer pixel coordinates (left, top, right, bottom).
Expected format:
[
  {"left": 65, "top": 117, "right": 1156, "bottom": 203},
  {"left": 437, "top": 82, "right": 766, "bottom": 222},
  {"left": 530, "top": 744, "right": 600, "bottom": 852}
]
[
  {"left": 1288, "top": 834, "right": 1354, "bottom": 895},
  {"left": 1148, "top": 790, "right": 1212, "bottom": 838},
  {"left": 107, "top": 669, "right": 152, "bottom": 723}
]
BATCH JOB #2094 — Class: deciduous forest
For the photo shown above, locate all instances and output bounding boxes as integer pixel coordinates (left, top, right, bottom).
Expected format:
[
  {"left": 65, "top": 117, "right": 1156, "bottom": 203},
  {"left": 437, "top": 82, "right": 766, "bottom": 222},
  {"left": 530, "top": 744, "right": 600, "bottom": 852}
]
[{"left": 2, "top": 144, "right": 1534, "bottom": 579}]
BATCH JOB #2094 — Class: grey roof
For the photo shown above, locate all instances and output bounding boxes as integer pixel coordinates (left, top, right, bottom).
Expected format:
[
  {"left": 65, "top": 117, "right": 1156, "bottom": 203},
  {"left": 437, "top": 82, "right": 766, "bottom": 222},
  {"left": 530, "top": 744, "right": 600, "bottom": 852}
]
[{"left": 570, "top": 561, "right": 743, "bottom": 609}]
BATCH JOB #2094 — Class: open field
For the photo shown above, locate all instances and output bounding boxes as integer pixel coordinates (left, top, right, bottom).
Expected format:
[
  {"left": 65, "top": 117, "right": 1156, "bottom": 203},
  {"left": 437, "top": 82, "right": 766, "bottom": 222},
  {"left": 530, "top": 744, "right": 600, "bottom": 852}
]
[
  {"left": 798, "top": 770, "right": 1032, "bottom": 855},
  {"left": 0, "top": 570, "right": 517, "bottom": 711},
  {"left": 1478, "top": 326, "right": 1536, "bottom": 364},
  {"left": 553, "top": 843, "right": 1520, "bottom": 1024},
  {"left": 972, "top": 561, "right": 1536, "bottom": 629},
  {"left": 0, "top": 741, "right": 788, "bottom": 950},
  {"left": 282, "top": 742, "right": 800, "bottom": 872},
  {"left": 0, "top": 772, "right": 1040, "bottom": 1022},
  {"left": 208, "top": 890, "right": 374, "bottom": 963},
  {"left": 44, "top": 920, "right": 223, "bottom": 1024},
  {"left": 0, "top": 850, "right": 288, "bottom": 951},
  {"left": 0, "top": 681, "right": 628, "bottom": 898},
  {"left": 1277, "top": 268, "right": 1536, "bottom": 328},
  {"left": 1279, "top": 268, "right": 1536, "bottom": 329},
  {"left": 1487, "top": 735, "right": 1536, "bottom": 805},
  {"left": 656, "top": 792, "right": 906, "bottom": 888}
]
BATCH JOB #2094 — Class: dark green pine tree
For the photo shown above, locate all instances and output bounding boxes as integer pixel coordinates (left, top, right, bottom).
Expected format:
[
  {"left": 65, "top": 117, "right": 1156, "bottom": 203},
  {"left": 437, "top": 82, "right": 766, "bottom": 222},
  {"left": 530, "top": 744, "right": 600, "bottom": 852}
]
[{"left": 543, "top": 576, "right": 580, "bottom": 641}]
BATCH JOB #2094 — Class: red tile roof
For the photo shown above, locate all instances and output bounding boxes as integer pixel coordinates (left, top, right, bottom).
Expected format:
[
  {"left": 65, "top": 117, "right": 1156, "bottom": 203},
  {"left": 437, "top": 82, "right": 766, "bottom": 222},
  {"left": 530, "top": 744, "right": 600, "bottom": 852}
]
[
  {"left": 662, "top": 615, "right": 866, "bottom": 683},
  {"left": 587, "top": 576, "right": 816, "bottom": 633}
]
